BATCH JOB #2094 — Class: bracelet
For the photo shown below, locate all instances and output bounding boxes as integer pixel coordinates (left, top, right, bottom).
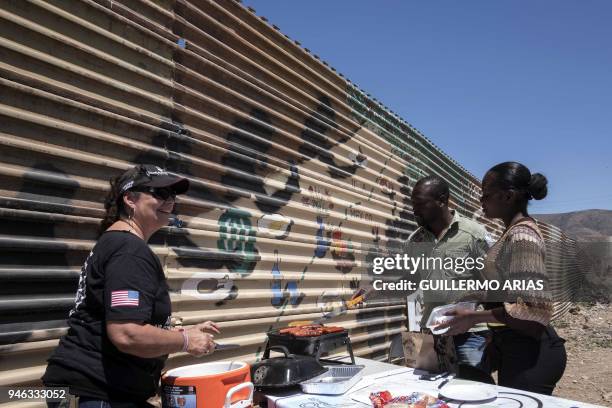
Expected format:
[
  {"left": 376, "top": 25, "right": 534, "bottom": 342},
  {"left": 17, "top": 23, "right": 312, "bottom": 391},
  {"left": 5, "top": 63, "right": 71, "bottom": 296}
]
[{"left": 179, "top": 328, "right": 189, "bottom": 352}]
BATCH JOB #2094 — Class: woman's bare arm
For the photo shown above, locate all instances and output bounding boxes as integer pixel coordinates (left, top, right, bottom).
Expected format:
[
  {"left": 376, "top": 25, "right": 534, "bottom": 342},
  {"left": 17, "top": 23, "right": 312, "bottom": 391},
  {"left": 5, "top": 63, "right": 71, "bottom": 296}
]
[{"left": 107, "top": 321, "right": 217, "bottom": 358}]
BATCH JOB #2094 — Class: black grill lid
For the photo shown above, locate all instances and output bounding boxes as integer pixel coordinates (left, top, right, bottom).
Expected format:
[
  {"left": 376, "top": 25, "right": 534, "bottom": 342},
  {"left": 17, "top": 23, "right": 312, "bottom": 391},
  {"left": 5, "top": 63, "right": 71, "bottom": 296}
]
[{"left": 251, "top": 346, "right": 327, "bottom": 388}]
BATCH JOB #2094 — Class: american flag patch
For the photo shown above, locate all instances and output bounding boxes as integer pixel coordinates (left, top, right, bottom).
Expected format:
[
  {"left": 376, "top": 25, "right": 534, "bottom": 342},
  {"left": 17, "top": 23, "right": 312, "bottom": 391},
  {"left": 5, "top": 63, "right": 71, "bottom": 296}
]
[{"left": 111, "top": 290, "right": 139, "bottom": 307}]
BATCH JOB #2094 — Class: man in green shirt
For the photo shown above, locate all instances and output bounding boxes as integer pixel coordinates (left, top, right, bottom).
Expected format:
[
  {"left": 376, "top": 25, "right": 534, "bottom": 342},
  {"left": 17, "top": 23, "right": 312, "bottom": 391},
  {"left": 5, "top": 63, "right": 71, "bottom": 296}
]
[{"left": 406, "top": 175, "right": 491, "bottom": 380}]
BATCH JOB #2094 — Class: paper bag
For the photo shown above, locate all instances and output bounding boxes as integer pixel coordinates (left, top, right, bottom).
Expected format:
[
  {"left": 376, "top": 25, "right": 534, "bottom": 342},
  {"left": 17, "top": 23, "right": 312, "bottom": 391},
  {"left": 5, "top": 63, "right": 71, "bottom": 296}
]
[{"left": 402, "top": 332, "right": 457, "bottom": 373}]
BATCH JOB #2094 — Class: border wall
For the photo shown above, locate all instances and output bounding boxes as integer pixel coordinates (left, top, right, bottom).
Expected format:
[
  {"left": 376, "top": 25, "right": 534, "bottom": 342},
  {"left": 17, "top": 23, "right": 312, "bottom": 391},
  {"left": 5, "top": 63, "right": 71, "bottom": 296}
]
[{"left": 0, "top": 0, "right": 583, "bottom": 399}]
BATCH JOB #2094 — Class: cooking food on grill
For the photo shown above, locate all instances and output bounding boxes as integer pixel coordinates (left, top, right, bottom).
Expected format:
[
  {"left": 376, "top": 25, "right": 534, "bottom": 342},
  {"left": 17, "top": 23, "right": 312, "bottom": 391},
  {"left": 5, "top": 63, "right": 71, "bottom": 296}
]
[
  {"left": 265, "top": 323, "right": 355, "bottom": 365},
  {"left": 278, "top": 325, "right": 345, "bottom": 337},
  {"left": 286, "top": 320, "right": 313, "bottom": 327}
]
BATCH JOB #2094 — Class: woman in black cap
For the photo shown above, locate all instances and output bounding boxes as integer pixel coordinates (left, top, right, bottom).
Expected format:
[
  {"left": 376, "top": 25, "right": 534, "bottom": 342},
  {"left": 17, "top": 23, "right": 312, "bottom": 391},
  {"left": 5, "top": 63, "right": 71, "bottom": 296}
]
[
  {"left": 43, "top": 164, "right": 219, "bottom": 407},
  {"left": 437, "top": 162, "right": 566, "bottom": 395}
]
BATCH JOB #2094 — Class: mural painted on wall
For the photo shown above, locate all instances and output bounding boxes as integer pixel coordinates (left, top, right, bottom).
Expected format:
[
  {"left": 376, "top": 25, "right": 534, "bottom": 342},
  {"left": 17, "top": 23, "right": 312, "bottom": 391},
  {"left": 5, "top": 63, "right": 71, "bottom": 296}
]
[
  {"left": 258, "top": 213, "right": 293, "bottom": 239},
  {"left": 216, "top": 208, "right": 259, "bottom": 274},
  {"left": 302, "top": 185, "right": 334, "bottom": 214},
  {"left": 329, "top": 224, "right": 356, "bottom": 274},
  {"left": 270, "top": 249, "right": 304, "bottom": 308},
  {"left": 174, "top": 92, "right": 380, "bottom": 310},
  {"left": 314, "top": 215, "right": 329, "bottom": 258},
  {"left": 221, "top": 108, "right": 300, "bottom": 214},
  {"left": 298, "top": 96, "right": 362, "bottom": 180},
  {"left": 129, "top": 108, "right": 293, "bottom": 303},
  {"left": 118, "top": 122, "right": 234, "bottom": 305},
  {"left": 346, "top": 84, "right": 413, "bottom": 163}
]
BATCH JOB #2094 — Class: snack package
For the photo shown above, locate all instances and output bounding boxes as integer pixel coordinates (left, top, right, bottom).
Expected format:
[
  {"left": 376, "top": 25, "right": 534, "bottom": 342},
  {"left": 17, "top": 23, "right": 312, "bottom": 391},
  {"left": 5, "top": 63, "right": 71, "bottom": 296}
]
[
  {"left": 369, "top": 391, "right": 393, "bottom": 408},
  {"left": 369, "top": 391, "right": 449, "bottom": 408}
]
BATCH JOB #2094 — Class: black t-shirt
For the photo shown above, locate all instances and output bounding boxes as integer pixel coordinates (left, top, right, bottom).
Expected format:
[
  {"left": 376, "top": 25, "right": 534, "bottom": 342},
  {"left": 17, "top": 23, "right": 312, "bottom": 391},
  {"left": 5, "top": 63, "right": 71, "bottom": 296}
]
[{"left": 42, "top": 231, "right": 172, "bottom": 402}]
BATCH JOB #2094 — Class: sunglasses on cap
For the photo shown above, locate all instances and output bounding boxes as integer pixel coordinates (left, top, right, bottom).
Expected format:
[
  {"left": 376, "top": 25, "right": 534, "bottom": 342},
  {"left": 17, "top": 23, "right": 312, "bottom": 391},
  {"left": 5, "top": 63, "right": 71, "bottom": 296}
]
[{"left": 131, "top": 186, "right": 176, "bottom": 201}]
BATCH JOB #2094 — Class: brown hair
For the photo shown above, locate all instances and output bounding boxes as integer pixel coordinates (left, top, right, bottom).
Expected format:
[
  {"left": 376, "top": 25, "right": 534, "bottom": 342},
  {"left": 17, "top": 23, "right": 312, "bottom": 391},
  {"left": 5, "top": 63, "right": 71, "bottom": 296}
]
[{"left": 99, "top": 175, "right": 130, "bottom": 236}]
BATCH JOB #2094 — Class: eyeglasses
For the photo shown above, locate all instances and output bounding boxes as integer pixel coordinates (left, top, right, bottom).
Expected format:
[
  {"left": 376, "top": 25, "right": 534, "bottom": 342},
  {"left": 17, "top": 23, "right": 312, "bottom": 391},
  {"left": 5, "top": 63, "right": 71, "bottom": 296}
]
[{"left": 132, "top": 187, "right": 176, "bottom": 201}]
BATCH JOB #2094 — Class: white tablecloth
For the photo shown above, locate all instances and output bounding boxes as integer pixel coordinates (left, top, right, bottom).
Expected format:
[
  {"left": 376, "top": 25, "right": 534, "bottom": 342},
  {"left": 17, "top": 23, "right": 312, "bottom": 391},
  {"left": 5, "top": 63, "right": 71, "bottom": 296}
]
[{"left": 263, "top": 357, "right": 603, "bottom": 408}]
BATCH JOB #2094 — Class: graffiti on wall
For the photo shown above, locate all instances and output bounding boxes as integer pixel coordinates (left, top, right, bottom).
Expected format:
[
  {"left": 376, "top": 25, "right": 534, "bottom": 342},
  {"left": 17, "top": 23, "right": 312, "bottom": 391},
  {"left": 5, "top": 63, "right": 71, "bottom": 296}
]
[
  {"left": 176, "top": 93, "right": 373, "bottom": 308},
  {"left": 299, "top": 96, "right": 363, "bottom": 180},
  {"left": 346, "top": 84, "right": 412, "bottom": 162},
  {"left": 270, "top": 249, "right": 304, "bottom": 308},
  {"left": 221, "top": 108, "right": 300, "bottom": 214}
]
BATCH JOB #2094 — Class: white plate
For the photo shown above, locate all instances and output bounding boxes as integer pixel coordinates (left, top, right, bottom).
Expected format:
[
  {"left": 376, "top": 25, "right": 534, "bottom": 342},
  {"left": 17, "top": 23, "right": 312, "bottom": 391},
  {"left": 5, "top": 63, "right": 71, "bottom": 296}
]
[
  {"left": 426, "top": 302, "right": 476, "bottom": 335},
  {"left": 439, "top": 379, "right": 498, "bottom": 402}
]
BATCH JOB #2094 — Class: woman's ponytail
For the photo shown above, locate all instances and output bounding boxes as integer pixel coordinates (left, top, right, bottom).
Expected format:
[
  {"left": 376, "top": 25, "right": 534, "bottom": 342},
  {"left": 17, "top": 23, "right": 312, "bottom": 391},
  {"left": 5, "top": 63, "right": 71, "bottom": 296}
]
[{"left": 99, "top": 176, "right": 125, "bottom": 236}]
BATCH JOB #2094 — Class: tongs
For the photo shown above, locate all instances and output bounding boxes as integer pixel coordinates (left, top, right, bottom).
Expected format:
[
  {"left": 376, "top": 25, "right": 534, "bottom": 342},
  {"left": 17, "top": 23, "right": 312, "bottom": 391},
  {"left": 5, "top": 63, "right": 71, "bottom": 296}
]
[
  {"left": 288, "top": 290, "right": 367, "bottom": 327},
  {"left": 214, "top": 343, "right": 241, "bottom": 351}
]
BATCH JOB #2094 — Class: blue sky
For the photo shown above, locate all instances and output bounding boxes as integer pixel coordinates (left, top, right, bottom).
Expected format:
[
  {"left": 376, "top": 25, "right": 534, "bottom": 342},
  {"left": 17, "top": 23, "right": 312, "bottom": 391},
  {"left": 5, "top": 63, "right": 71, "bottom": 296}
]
[{"left": 244, "top": 1, "right": 611, "bottom": 214}]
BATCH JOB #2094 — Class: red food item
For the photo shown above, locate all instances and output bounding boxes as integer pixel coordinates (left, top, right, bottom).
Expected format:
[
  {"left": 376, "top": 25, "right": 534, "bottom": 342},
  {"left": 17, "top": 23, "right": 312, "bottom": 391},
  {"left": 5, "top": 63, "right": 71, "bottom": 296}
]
[
  {"left": 279, "top": 328, "right": 294, "bottom": 334},
  {"left": 368, "top": 391, "right": 449, "bottom": 408},
  {"left": 297, "top": 325, "right": 324, "bottom": 330},
  {"left": 293, "top": 328, "right": 320, "bottom": 337},
  {"left": 278, "top": 325, "right": 345, "bottom": 337},
  {"left": 322, "top": 326, "right": 344, "bottom": 334},
  {"left": 369, "top": 391, "right": 393, "bottom": 408},
  {"left": 278, "top": 325, "right": 320, "bottom": 336}
]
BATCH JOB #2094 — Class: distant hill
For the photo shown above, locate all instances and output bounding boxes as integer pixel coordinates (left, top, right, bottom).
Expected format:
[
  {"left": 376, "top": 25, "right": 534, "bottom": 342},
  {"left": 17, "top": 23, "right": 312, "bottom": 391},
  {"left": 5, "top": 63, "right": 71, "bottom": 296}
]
[
  {"left": 534, "top": 209, "right": 612, "bottom": 241},
  {"left": 535, "top": 210, "right": 612, "bottom": 303}
]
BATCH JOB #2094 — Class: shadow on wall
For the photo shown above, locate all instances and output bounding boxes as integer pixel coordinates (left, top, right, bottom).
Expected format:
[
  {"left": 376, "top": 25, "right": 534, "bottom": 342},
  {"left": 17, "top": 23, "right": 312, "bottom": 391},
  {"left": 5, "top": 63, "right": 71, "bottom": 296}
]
[
  {"left": 138, "top": 95, "right": 362, "bottom": 307},
  {"left": 0, "top": 163, "right": 81, "bottom": 345}
]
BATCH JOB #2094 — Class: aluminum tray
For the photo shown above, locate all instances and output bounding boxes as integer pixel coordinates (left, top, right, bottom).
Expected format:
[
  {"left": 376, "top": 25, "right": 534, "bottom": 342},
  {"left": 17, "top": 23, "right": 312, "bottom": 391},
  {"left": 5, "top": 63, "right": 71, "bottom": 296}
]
[{"left": 300, "top": 365, "right": 364, "bottom": 395}]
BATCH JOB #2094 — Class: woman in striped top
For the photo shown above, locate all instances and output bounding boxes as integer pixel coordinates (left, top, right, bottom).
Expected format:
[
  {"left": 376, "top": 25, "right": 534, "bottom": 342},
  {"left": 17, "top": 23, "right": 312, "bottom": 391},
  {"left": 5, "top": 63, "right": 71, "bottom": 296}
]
[{"left": 436, "top": 161, "right": 567, "bottom": 395}]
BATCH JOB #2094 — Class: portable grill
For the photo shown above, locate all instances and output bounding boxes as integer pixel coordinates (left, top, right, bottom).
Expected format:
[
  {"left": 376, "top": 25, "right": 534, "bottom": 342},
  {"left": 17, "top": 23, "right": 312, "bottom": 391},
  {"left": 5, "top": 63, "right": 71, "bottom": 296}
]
[{"left": 263, "top": 327, "right": 355, "bottom": 365}]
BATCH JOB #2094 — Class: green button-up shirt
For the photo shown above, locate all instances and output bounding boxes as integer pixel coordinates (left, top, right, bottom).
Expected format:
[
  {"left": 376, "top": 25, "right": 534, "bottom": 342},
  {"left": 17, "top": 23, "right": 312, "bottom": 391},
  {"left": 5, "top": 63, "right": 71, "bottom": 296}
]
[{"left": 404, "top": 210, "right": 490, "bottom": 328}]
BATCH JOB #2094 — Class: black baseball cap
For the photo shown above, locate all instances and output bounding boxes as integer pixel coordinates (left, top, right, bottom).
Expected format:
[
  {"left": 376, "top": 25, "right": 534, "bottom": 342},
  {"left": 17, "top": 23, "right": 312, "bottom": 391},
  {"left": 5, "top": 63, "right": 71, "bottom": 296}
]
[{"left": 118, "top": 164, "right": 189, "bottom": 195}]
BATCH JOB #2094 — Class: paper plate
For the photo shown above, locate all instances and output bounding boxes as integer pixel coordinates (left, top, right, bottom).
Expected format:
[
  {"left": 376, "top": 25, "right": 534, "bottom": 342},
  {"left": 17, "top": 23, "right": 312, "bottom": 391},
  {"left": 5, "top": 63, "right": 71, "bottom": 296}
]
[
  {"left": 426, "top": 302, "right": 476, "bottom": 335},
  {"left": 439, "top": 379, "right": 497, "bottom": 402}
]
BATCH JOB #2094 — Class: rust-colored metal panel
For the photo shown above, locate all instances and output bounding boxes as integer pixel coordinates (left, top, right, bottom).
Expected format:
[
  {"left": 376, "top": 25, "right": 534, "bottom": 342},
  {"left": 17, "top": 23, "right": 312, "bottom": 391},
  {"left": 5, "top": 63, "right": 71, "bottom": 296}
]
[{"left": 0, "top": 0, "right": 583, "bottom": 395}]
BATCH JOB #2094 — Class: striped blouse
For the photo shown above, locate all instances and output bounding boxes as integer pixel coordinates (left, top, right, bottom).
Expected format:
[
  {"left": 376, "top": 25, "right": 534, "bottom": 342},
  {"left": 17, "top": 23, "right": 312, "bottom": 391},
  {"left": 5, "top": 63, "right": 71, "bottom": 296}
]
[{"left": 483, "top": 217, "right": 553, "bottom": 329}]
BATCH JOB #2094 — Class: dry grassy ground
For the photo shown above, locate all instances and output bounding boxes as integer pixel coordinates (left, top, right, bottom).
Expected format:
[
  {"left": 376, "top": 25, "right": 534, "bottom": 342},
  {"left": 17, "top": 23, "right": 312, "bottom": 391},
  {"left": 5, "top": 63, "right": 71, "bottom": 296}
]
[{"left": 553, "top": 302, "right": 612, "bottom": 406}]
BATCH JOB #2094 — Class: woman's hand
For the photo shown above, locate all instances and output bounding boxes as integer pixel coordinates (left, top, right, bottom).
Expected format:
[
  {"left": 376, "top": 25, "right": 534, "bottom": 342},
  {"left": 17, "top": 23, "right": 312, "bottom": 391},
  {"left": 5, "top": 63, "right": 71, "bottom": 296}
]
[
  {"left": 195, "top": 320, "right": 221, "bottom": 335},
  {"left": 180, "top": 321, "right": 220, "bottom": 334},
  {"left": 185, "top": 327, "right": 216, "bottom": 357},
  {"left": 435, "top": 309, "right": 476, "bottom": 336},
  {"left": 183, "top": 321, "right": 221, "bottom": 357}
]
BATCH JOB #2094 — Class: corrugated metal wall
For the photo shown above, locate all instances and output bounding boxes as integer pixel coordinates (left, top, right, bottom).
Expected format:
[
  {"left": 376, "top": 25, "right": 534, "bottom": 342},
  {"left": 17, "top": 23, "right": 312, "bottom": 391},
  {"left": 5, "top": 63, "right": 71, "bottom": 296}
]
[
  {"left": 0, "top": 0, "right": 583, "bottom": 399},
  {"left": 537, "top": 222, "right": 584, "bottom": 320}
]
